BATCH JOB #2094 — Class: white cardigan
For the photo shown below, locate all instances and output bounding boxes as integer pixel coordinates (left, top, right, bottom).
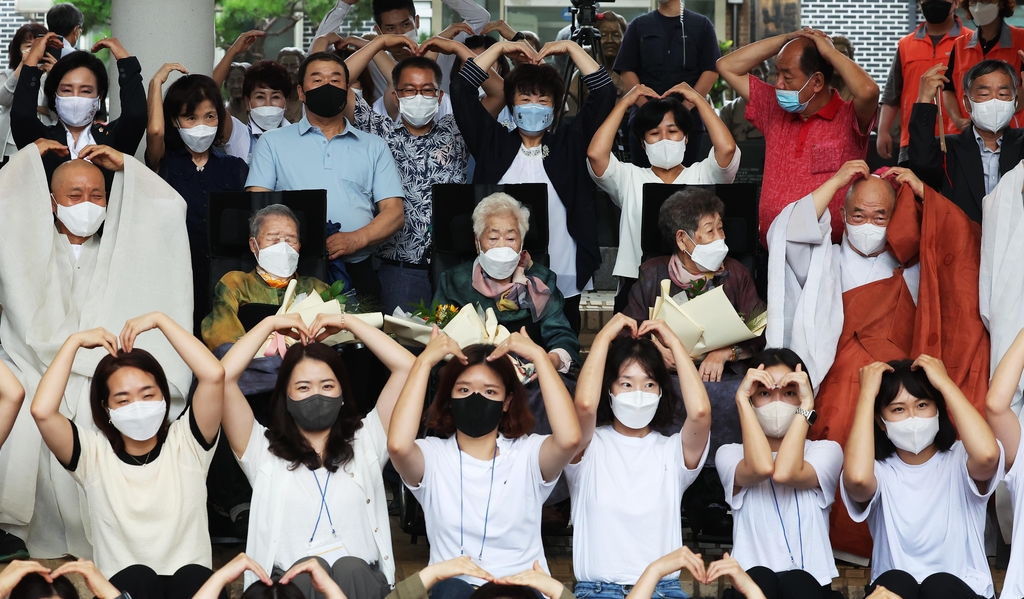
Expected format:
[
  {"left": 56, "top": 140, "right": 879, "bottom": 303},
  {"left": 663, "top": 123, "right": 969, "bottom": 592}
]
[{"left": 237, "top": 410, "right": 395, "bottom": 588}]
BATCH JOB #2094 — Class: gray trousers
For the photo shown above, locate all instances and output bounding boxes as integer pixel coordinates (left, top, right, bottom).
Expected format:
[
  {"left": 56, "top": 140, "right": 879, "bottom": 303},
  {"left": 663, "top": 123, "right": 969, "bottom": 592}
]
[{"left": 274, "top": 556, "right": 390, "bottom": 599}]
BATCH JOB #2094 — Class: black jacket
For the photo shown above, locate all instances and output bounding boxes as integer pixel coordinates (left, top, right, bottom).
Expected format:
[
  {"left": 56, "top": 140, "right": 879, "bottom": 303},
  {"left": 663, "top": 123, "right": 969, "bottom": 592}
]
[
  {"left": 11, "top": 55, "right": 147, "bottom": 181},
  {"left": 908, "top": 102, "right": 1024, "bottom": 223},
  {"left": 451, "top": 59, "right": 615, "bottom": 290}
]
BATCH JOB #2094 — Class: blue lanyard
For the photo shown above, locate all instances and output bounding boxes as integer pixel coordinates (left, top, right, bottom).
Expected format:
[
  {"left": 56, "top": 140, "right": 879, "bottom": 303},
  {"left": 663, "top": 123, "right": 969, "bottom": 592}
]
[
  {"left": 457, "top": 438, "right": 497, "bottom": 561},
  {"left": 310, "top": 471, "right": 336, "bottom": 543},
  {"left": 769, "top": 480, "right": 803, "bottom": 570}
]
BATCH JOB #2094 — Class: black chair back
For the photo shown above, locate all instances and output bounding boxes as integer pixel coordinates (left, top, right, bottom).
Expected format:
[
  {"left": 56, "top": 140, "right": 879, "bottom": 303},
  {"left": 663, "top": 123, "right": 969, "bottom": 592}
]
[
  {"left": 207, "top": 191, "right": 329, "bottom": 302},
  {"left": 430, "top": 183, "right": 550, "bottom": 290}
]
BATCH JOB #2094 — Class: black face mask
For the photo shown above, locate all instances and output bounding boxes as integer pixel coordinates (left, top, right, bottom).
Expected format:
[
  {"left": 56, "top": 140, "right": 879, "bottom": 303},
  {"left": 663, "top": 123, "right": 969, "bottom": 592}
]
[
  {"left": 921, "top": 0, "right": 953, "bottom": 24},
  {"left": 287, "top": 393, "right": 344, "bottom": 431},
  {"left": 303, "top": 83, "right": 347, "bottom": 119},
  {"left": 450, "top": 393, "right": 505, "bottom": 438}
]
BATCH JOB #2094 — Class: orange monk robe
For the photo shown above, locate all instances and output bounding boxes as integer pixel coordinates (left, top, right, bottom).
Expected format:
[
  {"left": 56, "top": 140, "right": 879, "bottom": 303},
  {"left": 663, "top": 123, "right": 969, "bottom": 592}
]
[{"left": 811, "top": 182, "right": 991, "bottom": 559}]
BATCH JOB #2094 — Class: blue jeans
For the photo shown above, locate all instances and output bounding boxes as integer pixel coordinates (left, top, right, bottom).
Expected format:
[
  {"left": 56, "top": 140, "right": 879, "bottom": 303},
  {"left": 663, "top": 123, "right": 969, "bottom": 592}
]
[
  {"left": 574, "top": 579, "right": 689, "bottom": 599},
  {"left": 377, "top": 261, "right": 432, "bottom": 315}
]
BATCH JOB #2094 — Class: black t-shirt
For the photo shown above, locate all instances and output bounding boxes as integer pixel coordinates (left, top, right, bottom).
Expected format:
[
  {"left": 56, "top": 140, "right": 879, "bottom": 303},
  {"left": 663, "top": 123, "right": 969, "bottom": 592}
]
[{"left": 612, "top": 8, "right": 721, "bottom": 94}]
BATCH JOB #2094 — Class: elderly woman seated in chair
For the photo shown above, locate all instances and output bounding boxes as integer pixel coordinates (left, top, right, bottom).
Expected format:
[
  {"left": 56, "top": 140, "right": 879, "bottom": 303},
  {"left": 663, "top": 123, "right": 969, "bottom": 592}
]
[
  {"left": 201, "top": 203, "right": 329, "bottom": 355},
  {"left": 624, "top": 187, "right": 764, "bottom": 383},
  {"left": 433, "top": 192, "right": 581, "bottom": 376}
]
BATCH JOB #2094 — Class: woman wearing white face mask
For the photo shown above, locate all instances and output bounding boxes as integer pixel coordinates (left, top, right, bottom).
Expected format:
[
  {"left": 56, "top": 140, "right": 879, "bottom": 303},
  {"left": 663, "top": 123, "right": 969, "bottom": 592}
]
[
  {"left": 715, "top": 349, "right": 842, "bottom": 599},
  {"left": 588, "top": 82, "right": 739, "bottom": 314},
  {"left": 146, "top": 66, "right": 249, "bottom": 333},
  {"left": 842, "top": 357, "right": 1003, "bottom": 599},
  {"left": 433, "top": 193, "right": 582, "bottom": 374},
  {"left": 31, "top": 312, "right": 226, "bottom": 599},
  {"left": 623, "top": 188, "right": 765, "bottom": 383},
  {"left": 12, "top": 33, "right": 146, "bottom": 172},
  {"left": 566, "top": 314, "right": 710, "bottom": 599}
]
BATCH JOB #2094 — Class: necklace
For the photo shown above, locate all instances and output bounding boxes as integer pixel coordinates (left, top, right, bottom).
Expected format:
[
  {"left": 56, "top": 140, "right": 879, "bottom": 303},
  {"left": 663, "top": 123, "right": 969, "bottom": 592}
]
[
  {"left": 457, "top": 438, "right": 498, "bottom": 561},
  {"left": 127, "top": 449, "right": 153, "bottom": 466}
]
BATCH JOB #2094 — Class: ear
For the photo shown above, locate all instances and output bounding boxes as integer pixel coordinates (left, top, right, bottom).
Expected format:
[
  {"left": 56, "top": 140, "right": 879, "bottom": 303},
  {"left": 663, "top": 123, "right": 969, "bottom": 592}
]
[
  {"left": 503, "top": 393, "right": 512, "bottom": 412},
  {"left": 249, "top": 237, "right": 260, "bottom": 256},
  {"left": 374, "top": 24, "right": 383, "bottom": 35},
  {"left": 297, "top": 84, "right": 306, "bottom": 104},
  {"left": 963, "top": 94, "right": 973, "bottom": 115},
  {"left": 391, "top": 88, "right": 399, "bottom": 105},
  {"left": 675, "top": 229, "right": 691, "bottom": 254}
]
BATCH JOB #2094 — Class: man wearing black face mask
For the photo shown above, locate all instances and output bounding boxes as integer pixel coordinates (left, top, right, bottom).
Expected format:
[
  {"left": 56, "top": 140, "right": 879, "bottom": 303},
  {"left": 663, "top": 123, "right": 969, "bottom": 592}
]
[
  {"left": 246, "top": 52, "right": 406, "bottom": 303},
  {"left": 878, "top": 0, "right": 963, "bottom": 164}
]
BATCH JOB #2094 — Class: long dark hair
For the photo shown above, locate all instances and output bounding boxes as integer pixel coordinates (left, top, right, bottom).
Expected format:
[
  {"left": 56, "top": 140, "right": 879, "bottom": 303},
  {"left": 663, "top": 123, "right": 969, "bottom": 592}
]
[
  {"left": 426, "top": 344, "right": 534, "bottom": 438},
  {"left": 162, "top": 74, "right": 227, "bottom": 152},
  {"left": 596, "top": 337, "right": 675, "bottom": 428},
  {"left": 266, "top": 343, "right": 363, "bottom": 472},
  {"left": 11, "top": 573, "right": 78, "bottom": 599},
  {"left": 90, "top": 349, "right": 172, "bottom": 454},
  {"left": 749, "top": 348, "right": 809, "bottom": 374},
  {"left": 8, "top": 23, "right": 47, "bottom": 71},
  {"left": 873, "top": 359, "right": 957, "bottom": 460}
]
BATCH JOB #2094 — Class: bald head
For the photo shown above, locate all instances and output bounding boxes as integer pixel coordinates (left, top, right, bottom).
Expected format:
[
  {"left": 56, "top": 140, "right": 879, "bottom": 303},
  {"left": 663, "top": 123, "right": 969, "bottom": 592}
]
[
  {"left": 844, "top": 176, "right": 896, "bottom": 227},
  {"left": 776, "top": 36, "right": 835, "bottom": 86},
  {"left": 50, "top": 159, "right": 107, "bottom": 236}
]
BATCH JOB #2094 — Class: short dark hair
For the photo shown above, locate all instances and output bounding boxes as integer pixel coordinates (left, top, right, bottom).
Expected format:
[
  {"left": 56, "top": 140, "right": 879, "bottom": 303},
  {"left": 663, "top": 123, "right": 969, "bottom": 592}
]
[
  {"left": 372, "top": 0, "right": 417, "bottom": 25},
  {"left": 46, "top": 3, "right": 83, "bottom": 37},
  {"left": 873, "top": 359, "right": 958, "bottom": 460},
  {"left": 631, "top": 95, "right": 693, "bottom": 144},
  {"left": 90, "top": 349, "right": 173, "bottom": 454},
  {"left": 469, "top": 583, "right": 540, "bottom": 599},
  {"left": 11, "top": 573, "right": 78, "bottom": 599},
  {"left": 240, "top": 581, "right": 305, "bottom": 599},
  {"left": 459, "top": 35, "right": 509, "bottom": 78},
  {"left": 503, "top": 63, "right": 563, "bottom": 111},
  {"left": 596, "top": 337, "right": 676, "bottom": 428},
  {"left": 795, "top": 38, "right": 835, "bottom": 84},
  {"left": 244, "top": 60, "right": 292, "bottom": 98},
  {"left": 44, "top": 51, "right": 108, "bottom": 113},
  {"left": 426, "top": 344, "right": 535, "bottom": 438},
  {"left": 8, "top": 23, "right": 47, "bottom": 70},
  {"left": 749, "top": 348, "right": 809, "bottom": 374},
  {"left": 658, "top": 188, "right": 725, "bottom": 246},
  {"left": 162, "top": 74, "right": 227, "bottom": 153},
  {"left": 267, "top": 343, "right": 364, "bottom": 472},
  {"left": 963, "top": 59, "right": 1020, "bottom": 97},
  {"left": 392, "top": 56, "right": 443, "bottom": 88},
  {"left": 298, "top": 52, "right": 350, "bottom": 88}
]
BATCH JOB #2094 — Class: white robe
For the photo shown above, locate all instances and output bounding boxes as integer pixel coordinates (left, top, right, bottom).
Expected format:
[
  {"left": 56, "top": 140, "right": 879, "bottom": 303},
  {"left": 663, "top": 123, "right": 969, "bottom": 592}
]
[
  {"left": 766, "top": 194, "right": 920, "bottom": 390},
  {"left": 981, "top": 160, "right": 1024, "bottom": 415},
  {"left": 0, "top": 147, "right": 193, "bottom": 558}
]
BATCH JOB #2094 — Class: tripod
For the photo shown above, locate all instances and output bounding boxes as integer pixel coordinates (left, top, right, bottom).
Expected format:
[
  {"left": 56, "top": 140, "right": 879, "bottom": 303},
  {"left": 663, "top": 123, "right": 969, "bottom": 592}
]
[{"left": 555, "top": 2, "right": 604, "bottom": 129}]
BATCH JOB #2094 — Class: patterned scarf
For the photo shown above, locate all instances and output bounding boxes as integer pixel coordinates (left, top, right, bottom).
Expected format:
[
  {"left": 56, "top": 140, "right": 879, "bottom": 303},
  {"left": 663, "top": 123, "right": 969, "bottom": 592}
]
[
  {"left": 471, "top": 250, "right": 552, "bottom": 322},
  {"left": 256, "top": 265, "right": 292, "bottom": 289},
  {"left": 667, "top": 253, "right": 719, "bottom": 292}
]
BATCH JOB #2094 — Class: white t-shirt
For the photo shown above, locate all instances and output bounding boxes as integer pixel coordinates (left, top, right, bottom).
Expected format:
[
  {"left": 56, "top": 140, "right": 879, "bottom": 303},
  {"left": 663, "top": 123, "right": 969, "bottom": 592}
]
[
  {"left": 587, "top": 147, "right": 741, "bottom": 281},
  {"left": 224, "top": 115, "right": 253, "bottom": 164},
  {"left": 240, "top": 412, "right": 388, "bottom": 572},
  {"left": 406, "top": 434, "right": 557, "bottom": 583},
  {"left": 840, "top": 441, "right": 1004, "bottom": 597},
  {"left": 564, "top": 426, "right": 709, "bottom": 584},
  {"left": 69, "top": 410, "right": 217, "bottom": 577},
  {"left": 499, "top": 145, "right": 593, "bottom": 298},
  {"left": 716, "top": 440, "right": 843, "bottom": 585},
  {"left": 998, "top": 421, "right": 1024, "bottom": 599}
]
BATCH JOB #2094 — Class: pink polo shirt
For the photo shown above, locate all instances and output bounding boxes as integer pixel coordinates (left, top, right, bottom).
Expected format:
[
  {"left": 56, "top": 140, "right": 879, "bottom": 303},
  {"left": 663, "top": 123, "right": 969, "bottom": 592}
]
[{"left": 746, "top": 77, "right": 872, "bottom": 247}]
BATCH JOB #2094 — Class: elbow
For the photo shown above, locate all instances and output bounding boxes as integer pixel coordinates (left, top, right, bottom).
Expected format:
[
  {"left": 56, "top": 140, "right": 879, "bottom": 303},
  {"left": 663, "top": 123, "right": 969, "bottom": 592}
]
[
  {"left": 843, "top": 469, "right": 873, "bottom": 492},
  {"left": 975, "top": 445, "right": 1002, "bottom": 475},
  {"left": 753, "top": 460, "right": 775, "bottom": 479},
  {"left": 29, "top": 402, "right": 49, "bottom": 423},
  {"left": 772, "top": 465, "right": 795, "bottom": 486},
  {"left": 557, "top": 429, "right": 583, "bottom": 455},
  {"left": 688, "top": 404, "right": 712, "bottom": 427},
  {"left": 387, "top": 438, "right": 413, "bottom": 461}
]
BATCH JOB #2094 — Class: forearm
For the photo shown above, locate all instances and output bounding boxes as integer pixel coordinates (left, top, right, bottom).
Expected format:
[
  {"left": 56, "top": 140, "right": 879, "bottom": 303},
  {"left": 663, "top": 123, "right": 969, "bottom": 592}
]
[
  {"left": 568, "top": 45, "right": 601, "bottom": 76},
  {"left": 878, "top": 104, "right": 898, "bottom": 136},
  {"left": 624, "top": 566, "right": 663, "bottom": 599},
  {"left": 987, "top": 333, "right": 1024, "bottom": 464},
  {"left": 942, "top": 381, "right": 999, "bottom": 467},
  {"left": 352, "top": 203, "right": 404, "bottom": 249},
  {"left": 827, "top": 49, "right": 878, "bottom": 103},
  {"left": 942, "top": 90, "right": 965, "bottom": 124},
  {"left": 717, "top": 34, "right": 788, "bottom": 98},
  {"left": 191, "top": 571, "right": 232, "bottom": 599},
  {"left": 345, "top": 38, "right": 384, "bottom": 81},
  {"left": 810, "top": 179, "right": 842, "bottom": 219},
  {"left": 773, "top": 419, "right": 814, "bottom": 483},
  {"left": 157, "top": 314, "right": 224, "bottom": 382},
  {"left": 387, "top": 360, "right": 431, "bottom": 457},
  {"left": 535, "top": 355, "right": 580, "bottom": 450},
  {"left": 222, "top": 319, "right": 275, "bottom": 382},
  {"left": 692, "top": 70, "right": 718, "bottom": 99},
  {"left": 696, "top": 99, "right": 737, "bottom": 168},
  {"left": 472, "top": 43, "right": 508, "bottom": 74},
  {"left": 346, "top": 316, "right": 414, "bottom": 373},
  {"left": 843, "top": 396, "right": 878, "bottom": 499},
  {"left": 0, "top": 362, "right": 24, "bottom": 448},
  {"left": 586, "top": 102, "right": 628, "bottom": 168},
  {"left": 146, "top": 81, "right": 165, "bottom": 138},
  {"left": 443, "top": 0, "right": 490, "bottom": 32},
  {"left": 736, "top": 401, "right": 774, "bottom": 482},
  {"left": 31, "top": 341, "right": 77, "bottom": 420},
  {"left": 212, "top": 49, "right": 237, "bottom": 88}
]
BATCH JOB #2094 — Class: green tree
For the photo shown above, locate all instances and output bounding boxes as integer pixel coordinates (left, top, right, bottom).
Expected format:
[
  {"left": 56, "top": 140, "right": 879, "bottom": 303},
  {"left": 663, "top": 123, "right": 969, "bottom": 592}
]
[{"left": 68, "top": 0, "right": 111, "bottom": 34}]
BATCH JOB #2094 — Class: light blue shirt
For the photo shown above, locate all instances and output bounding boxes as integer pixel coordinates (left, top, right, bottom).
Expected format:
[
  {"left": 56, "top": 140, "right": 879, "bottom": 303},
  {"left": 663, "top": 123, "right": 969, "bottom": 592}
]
[
  {"left": 974, "top": 127, "right": 1002, "bottom": 196},
  {"left": 246, "top": 114, "right": 405, "bottom": 262}
]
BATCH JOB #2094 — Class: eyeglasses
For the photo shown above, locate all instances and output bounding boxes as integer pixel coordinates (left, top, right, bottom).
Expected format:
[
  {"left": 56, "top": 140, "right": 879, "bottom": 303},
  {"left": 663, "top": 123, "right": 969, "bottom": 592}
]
[{"left": 396, "top": 87, "right": 439, "bottom": 98}]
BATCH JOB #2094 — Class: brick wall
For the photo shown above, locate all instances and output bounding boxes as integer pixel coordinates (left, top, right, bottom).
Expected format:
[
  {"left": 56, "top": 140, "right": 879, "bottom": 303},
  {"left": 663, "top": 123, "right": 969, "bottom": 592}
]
[{"left": 0, "top": 1, "right": 44, "bottom": 70}]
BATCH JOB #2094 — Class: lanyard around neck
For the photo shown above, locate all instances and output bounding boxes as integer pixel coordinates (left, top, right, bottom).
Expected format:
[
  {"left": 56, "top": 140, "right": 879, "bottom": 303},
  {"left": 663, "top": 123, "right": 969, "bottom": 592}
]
[
  {"left": 458, "top": 438, "right": 498, "bottom": 561},
  {"left": 769, "top": 479, "right": 803, "bottom": 570},
  {"left": 310, "top": 470, "right": 337, "bottom": 543}
]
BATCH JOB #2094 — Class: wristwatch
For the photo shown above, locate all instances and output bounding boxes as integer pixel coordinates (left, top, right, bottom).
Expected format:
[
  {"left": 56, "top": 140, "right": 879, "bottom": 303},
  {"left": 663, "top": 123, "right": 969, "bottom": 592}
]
[{"left": 796, "top": 408, "right": 817, "bottom": 426}]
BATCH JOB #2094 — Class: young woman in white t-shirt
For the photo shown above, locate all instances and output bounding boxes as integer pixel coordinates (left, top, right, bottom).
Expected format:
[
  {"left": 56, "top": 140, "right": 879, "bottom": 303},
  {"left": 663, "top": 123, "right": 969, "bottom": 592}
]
[
  {"left": 31, "top": 312, "right": 225, "bottom": 599},
  {"left": 715, "top": 348, "right": 843, "bottom": 599},
  {"left": 842, "top": 357, "right": 1003, "bottom": 599},
  {"left": 388, "top": 329, "right": 582, "bottom": 599},
  {"left": 986, "top": 327, "right": 1024, "bottom": 599},
  {"left": 220, "top": 312, "right": 414, "bottom": 599},
  {"left": 565, "top": 313, "right": 710, "bottom": 599}
]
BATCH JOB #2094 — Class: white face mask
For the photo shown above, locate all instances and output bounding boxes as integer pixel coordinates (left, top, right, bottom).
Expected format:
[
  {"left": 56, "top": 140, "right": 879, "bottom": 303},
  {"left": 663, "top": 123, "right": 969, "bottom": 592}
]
[
  {"left": 256, "top": 241, "right": 300, "bottom": 278},
  {"left": 845, "top": 222, "right": 888, "bottom": 255},
  {"left": 609, "top": 390, "right": 661, "bottom": 429},
  {"left": 55, "top": 95, "right": 100, "bottom": 127},
  {"left": 883, "top": 415, "right": 940, "bottom": 455},
  {"left": 177, "top": 122, "right": 217, "bottom": 153},
  {"left": 404, "top": 29, "right": 419, "bottom": 42},
  {"left": 753, "top": 401, "right": 799, "bottom": 438},
  {"left": 250, "top": 105, "right": 286, "bottom": 131},
  {"left": 477, "top": 246, "right": 521, "bottom": 280},
  {"left": 970, "top": 97, "right": 1016, "bottom": 133},
  {"left": 970, "top": 2, "right": 1000, "bottom": 26},
  {"left": 109, "top": 399, "right": 167, "bottom": 442},
  {"left": 399, "top": 94, "right": 440, "bottom": 128},
  {"left": 644, "top": 138, "right": 687, "bottom": 169},
  {"left": 53, "top": 194, "right": 105, "bottom": 237},
  {"left": 685, "top": 233, "right": 729, "bottom": 272}
]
